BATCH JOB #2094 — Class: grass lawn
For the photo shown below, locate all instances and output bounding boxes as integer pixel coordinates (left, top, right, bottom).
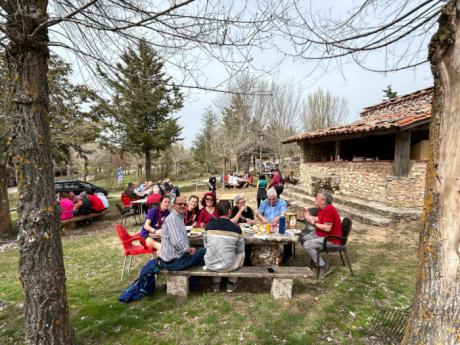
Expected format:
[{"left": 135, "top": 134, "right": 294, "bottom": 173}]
[{"left": 0, "top": 188, "right": 420, "bottom": 344}]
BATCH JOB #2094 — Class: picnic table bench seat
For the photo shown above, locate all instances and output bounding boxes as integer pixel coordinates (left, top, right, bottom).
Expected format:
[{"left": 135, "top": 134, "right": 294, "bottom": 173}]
[
  {"left": 61, "top": 209, "right": 109, "bottom": 229},
  {"left": 159, "top": 266, "right": 313, "bottom": 299}
]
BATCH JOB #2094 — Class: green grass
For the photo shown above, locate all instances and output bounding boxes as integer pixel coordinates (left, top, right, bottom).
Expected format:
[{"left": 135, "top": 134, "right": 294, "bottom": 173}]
[{"left": 0, "top": 222, "right": 419, "bottom": 344}]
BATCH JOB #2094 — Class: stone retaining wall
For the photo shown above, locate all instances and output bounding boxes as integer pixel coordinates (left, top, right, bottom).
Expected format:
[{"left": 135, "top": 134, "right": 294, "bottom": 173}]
[{"left": 299, "top": 160, "right": 426, "bottom": 208}]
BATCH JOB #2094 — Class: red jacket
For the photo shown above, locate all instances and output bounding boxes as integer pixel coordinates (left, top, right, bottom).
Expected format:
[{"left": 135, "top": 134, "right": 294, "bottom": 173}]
[{"left": 88, "top": 194, "right": 105, "bottom": 212}]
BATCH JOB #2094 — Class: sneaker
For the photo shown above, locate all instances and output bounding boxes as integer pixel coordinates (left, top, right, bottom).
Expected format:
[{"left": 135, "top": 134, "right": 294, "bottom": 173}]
[
  {"left": 212, "top": 283, "right": 220, "bottom": 292},
  {"left": 319, "top": 263, "right": 332, "bottom": 278},
  {"left": 226, "top": 282, "right": 237, "bottom": 293}
]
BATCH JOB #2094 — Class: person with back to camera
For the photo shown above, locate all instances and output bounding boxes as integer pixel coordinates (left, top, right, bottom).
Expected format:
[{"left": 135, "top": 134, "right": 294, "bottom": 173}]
[
  {"left": 205, "top": 200, "right": 245, "bottom": 292},
  {"left": 256, "top": 174, "right": 268, "bottom": 208}
]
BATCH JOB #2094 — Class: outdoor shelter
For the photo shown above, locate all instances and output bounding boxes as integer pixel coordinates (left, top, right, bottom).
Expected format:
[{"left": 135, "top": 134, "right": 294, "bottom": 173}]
[{"left": 282, "top": 88, "right": 432, "bottom": 208}]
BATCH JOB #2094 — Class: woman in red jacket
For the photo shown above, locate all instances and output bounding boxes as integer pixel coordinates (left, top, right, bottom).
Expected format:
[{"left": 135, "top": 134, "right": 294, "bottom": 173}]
[{"left": 196, "top": 192, "right": 218, "bottom": 228}]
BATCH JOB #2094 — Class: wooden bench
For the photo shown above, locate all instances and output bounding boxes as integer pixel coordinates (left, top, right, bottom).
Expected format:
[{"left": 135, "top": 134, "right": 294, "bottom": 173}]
[
  {"left": 160, "top": 266, "right": 313, "bottom": 299},
  {"left": 61, "top": 209, "right": 109, "bottom": 230}
]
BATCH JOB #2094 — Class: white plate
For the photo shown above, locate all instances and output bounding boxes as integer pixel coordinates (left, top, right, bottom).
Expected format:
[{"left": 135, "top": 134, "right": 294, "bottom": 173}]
[{"left": 186, "top": 226, "right": 193, "bottom": 231}]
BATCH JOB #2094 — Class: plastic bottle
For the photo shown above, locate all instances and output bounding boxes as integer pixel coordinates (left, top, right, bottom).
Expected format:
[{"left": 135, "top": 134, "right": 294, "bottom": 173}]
[{"left": 279, "top": 215, "right": 286, "bottom": 235}]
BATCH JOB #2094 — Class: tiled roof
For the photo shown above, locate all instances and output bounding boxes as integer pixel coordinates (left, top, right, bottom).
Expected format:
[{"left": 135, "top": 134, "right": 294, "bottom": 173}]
[{"left": 283, "top": 87, "right": 433, "bottom": 144}]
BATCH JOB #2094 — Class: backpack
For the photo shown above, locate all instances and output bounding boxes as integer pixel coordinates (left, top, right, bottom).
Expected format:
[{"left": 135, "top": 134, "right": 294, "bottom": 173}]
[{"left": 118, "top": 259, "right": 160, "bottom": 303}]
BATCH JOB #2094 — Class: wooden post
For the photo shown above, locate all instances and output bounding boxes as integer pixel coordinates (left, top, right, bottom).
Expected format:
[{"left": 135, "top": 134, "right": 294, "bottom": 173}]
[
  {"left": 393, "top": 131, "right": 411, "bottom": 176},
  {"left": 335, "top": 141, "right": 341, "bottom": 161}
]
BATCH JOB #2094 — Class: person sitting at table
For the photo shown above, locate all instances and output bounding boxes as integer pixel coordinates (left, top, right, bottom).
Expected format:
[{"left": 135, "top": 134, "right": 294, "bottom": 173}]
[
  {"left": 256, "top": 188, "right": 287, "bottom": 227},
  {"left": 159, "top": 196, "right": 206, "bottom": 271},
  {"left": 86, "top": 189, "right": 106, "bottom": 213},
  {"left": 205, "top": 200, "right": 245, "bottom": 292},
  {"left": 124, "top": 182, "right": 138, "bottom": 200},
  {"left": 197, "top": 192, "right": 218, "bottom": 228},
  {"left": 185, "top": 195, "right": 200, "bottom": 226},
  {"left": 134, "top": 181, "right": 148, "bottom": 197},
  {"left": 59, "top": 192, "right": 74, "bottom": 220},
  {"left": 139, "top": 196, "right": 171, "bottom": 252},
  {"left": 73, "top": 192, "right": 92, "bottom": 216},
  {"left": 146, "top": 184, "right": 162, "bottom": 208},
  {"left": 256, "top": 174, "right": 268, "bottom": 208},
  {"left": 256, "top": 188, "right": 291, "bottom": 263},
  {"left": 230, "top": 195, "right": 255, "bottom": 225},
  {"left": 302, "top": 191, "right": 342, "bottom": 277},
  {"left": 96, "top": 191, "right": 109, "bottom": 210}
]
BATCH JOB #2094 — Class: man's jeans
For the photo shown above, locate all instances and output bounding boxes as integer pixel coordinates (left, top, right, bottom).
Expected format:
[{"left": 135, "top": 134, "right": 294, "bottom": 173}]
[
  {"left": 161, "top": 248, "right": 206, "bottom": 271},
  {"left": 302, "top": 232, "right": 338, "bottom": 268}
]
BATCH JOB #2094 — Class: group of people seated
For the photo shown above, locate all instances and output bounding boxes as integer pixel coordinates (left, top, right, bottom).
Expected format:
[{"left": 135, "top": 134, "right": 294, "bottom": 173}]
[
  {"left": 133, "top": 179, "right": 343, "bottom": 291},
  {"left": 122, "top": 179, "right": 180, "bottom": 209},
  {"left": 57, "top": 189, "right": 109, "bottom": 221},
  {"left": 225, "top": 173, "right": 254, "bottom": 189}
]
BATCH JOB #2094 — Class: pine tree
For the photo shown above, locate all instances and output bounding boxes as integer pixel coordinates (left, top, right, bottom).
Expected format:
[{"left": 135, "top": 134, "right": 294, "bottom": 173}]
[
  {"left": 382, "top": 85, "right": 398, "bottom": 101},
  {"left": 193, "top": 108, "right": 217, "bottom": 173},
  {"left": 99, "top": 40, "right": 183, "bottom": 180}
]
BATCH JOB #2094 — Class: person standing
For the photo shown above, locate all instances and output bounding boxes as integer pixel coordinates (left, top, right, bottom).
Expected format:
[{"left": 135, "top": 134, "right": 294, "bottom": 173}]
[
  {"left": 256, "top": 174, "right": 268, "bottom": 208},
  {"left": 208, "top": 174, "right": 217, "bottom": 195},
  {"left": 159, "top": 196, "right": 206, "bottom": 271},
  {"left": 205, "top": 200, "right": 245, "bottom": 292},
  {"left": 268, "top": 168, "right": 284, "bottom": 198}
]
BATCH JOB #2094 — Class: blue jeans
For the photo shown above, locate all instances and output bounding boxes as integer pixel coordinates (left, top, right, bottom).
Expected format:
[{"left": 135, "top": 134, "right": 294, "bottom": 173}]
[{"left": 161, "top": 248, "right": 206, "bottom": 271}]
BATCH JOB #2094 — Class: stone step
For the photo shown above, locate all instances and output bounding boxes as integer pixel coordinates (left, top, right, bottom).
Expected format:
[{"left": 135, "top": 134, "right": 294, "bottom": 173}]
[
  {"left": 283, "top": 190, "right": 393, "bottom": 227},
  {"left": 284, "top": 185, "right": 421, "bottom": 222}
]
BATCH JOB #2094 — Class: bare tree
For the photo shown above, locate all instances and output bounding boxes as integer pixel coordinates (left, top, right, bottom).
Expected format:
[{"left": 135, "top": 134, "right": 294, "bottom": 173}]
[
  {"left": 266, "top": 82, "right": 302, "bottom": 166},
  {"left": 166, "top": 143, "right": 192, "bottom": 177},
  {"left": 301, "top": 88, "right": 349, "bottom": 131},
  {"left": 280, "top": 1, "right": 458, "bottom": 343}
]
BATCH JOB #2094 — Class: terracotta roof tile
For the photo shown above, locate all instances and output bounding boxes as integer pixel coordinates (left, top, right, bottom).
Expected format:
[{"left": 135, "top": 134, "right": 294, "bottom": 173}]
[{"left": 283, "top": 87, "right": 432, "bottom": 144}]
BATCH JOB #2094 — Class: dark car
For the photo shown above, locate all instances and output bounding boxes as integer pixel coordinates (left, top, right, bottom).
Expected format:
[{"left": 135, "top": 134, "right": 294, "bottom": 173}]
[{"left": 55, "top": 180, "right": 108, "bottom": 196}]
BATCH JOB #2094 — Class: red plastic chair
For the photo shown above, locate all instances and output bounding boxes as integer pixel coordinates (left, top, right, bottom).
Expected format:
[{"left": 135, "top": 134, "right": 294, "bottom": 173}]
[{"left": 115, "top": 224, "right": 154, "bottom": 280}]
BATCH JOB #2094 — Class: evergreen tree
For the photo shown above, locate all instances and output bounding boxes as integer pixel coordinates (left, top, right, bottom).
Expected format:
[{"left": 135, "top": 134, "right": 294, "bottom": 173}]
[
  {"left": 99, "top": 40, "right": 183, "bottom": 180},
  {"left": 193, "top": 108, "right": 217, "bottom": 173},
  {"left": 382, "top": 85, "right": 398, "bottom": 101}
]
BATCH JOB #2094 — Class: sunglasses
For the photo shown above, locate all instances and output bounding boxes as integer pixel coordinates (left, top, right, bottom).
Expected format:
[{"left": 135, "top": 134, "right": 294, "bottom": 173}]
[{"left": 174, "top": 202, "right": 187, "bottom": 206}]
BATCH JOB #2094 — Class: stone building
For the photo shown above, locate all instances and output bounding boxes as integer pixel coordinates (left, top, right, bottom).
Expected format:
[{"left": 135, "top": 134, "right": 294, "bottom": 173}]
[{"left": 282, "top": 88, "right": 432, "bottom": 223}]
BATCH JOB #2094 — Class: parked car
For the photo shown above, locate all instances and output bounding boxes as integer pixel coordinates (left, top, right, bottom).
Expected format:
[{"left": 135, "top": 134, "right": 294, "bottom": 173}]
[{"left": 55, "top": 180, "right": 108, "bottom": 196}]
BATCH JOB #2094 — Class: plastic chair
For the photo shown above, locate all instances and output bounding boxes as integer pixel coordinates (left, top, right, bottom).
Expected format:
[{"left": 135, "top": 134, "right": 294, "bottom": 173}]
[
  {"left": 115, "top": 224, "right": 154, "bottom": 280},
  {"left": 315, "top": 217, "right": 354, "bottom": 278}
]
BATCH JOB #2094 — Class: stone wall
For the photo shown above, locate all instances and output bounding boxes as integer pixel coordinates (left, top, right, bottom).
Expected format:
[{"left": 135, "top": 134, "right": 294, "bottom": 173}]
[{"left": 298, "top": 160, "right": 426, "bottom": 208}]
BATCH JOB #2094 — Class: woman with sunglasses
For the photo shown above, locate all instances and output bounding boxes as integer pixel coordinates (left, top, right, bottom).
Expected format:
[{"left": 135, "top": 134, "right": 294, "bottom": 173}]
[
  {"left": 196, "top": 192, "right": 218, "bottom": 228},
  {"left": 185, "top": 195, "right": 200, "bottom": 226}
]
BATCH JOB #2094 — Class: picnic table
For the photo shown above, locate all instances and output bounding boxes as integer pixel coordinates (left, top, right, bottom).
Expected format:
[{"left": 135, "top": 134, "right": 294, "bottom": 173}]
[
  {"left": 130, "top": 198, "right": 147, "bottom": 224},
  {"left": 188, "top": 227, "right": 299, "bottom": 266}
]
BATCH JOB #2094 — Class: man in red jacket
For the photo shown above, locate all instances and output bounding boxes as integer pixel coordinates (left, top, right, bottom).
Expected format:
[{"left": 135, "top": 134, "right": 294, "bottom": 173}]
[
  {"left": 302, "top": 191, "right": 342, "bottom": 277},
  {"left": 86, "top": 189, "right": 106, "bottom": 213}
]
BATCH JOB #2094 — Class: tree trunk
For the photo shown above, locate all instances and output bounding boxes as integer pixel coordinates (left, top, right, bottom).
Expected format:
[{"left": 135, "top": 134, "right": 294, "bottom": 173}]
[
  {"left": 145, "top": 150, "right": 151, "bottom": 180},
  {"left": 0, "top": 155, "right": 12, "bottom": 235},
  {"left": 83, "top": 156, "right": 88, "bottom": 182},
  {"left": 5, "top": 1, "right": 75, "bottom": 343},
  {"left": 402, "top": 2, "right": 460, "bottom": 344}
]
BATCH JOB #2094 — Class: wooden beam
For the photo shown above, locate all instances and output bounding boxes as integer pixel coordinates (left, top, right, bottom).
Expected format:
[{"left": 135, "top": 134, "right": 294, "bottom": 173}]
[
  {"left": 335, "top": 141, "right": 341, "bottom": 161},
  {"left": 393, "top": 131, "right": 411, "bottom": 176}
]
